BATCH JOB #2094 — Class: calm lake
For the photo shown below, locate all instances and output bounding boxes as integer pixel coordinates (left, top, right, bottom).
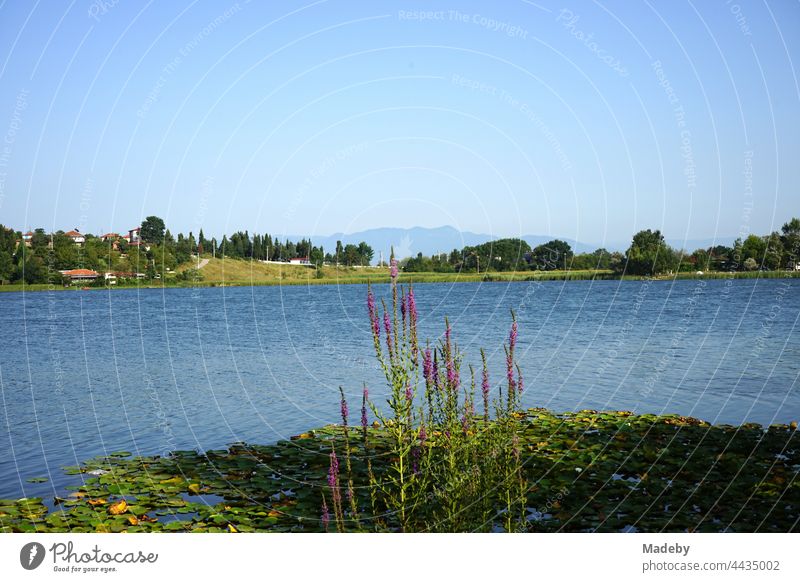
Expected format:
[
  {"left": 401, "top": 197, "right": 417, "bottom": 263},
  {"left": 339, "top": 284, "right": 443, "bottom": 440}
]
[{"left": 0, "top": 278, "right": 798, "bottom": 500}]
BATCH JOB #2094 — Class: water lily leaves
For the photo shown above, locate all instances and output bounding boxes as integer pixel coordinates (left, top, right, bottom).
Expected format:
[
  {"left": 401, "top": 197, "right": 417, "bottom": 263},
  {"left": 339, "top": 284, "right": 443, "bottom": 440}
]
[{"left": 0, "top": 408, "right": 797, "bottom": 532}]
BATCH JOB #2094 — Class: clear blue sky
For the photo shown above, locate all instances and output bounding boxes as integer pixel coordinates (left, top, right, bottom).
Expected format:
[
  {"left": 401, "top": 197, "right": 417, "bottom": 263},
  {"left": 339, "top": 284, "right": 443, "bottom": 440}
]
[{"left": 0, "top": 0, "right": 797, "bottom": 247}]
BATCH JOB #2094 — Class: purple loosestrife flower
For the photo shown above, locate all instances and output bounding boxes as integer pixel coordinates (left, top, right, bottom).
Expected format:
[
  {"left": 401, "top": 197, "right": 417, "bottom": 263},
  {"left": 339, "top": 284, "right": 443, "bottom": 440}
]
[
  {"left": 321, "top": 497, "right": 330, "bottom": 531},
  {"left": 361, "top": 387, "right": 369, "bottom": 430},
  {"left": 340, "top": 392, "right": 349, "bottom": 426},
  {"left": 367, "top": 288, "right": 376, "bottom": 320},
  {"left": 505, "top": 318, "right": 517, "bottom": 400},
  {"left": 506, "top": 349, "right": 516, "bottom": 399},
  {"left": 367, "top": 288, "right": 381, "bottom": 341},
  {"left": 481, "top": 350, "right": 490, "bottom": 417},
  {"left": 383, "top": 311, "right": 393, "bottom": 354},
  {"left": 328, "top": 451, "right": 339, "bottom": 489},
  {"left": 407, "top": 287, "right": 418, "bottom": 359},
  {"left": 509, "top": 319, "right": 518, "bottom": 353},
  {"left": 516, "top": 365, "right": 523, "bottom": 394},
  {"left": 400, "top": 292, "right": 407, "bottom": 325},
  {"left": 405, "top": 384, "right": 413, "bottom": 403},
  {"left": 407, "top": 287, "right": 417, "bottom": 323},
  {"left": 422, "top": 348, "right": 433, "bottom": 385},
  {"left": 390, "top": 257, "right": 399, "bottom": 281},
  {"left": 446, "top": 358, "right": 460, "bottom": 391},
  {"left": 419, "top": 423, "right": 427, "bottom": 446},
  {"left": 461, "top": 401, "right": 474, "bottom": 432}
]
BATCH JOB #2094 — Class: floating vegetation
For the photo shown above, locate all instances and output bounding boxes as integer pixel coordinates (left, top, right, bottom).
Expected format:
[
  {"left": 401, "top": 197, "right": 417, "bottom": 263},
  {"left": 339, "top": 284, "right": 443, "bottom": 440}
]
[{"left": 1, "top": 409, "right": 798, "bottom": 533}]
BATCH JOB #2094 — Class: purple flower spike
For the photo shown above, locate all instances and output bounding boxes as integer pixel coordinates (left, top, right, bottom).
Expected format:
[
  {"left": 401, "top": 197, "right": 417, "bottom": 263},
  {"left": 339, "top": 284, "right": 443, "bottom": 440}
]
[
  {"left": 482, "top": 367, "right": 490, "bottom": 403},
  {"left": 401, "top": 292, "right": 407, "bottom": 324},
  {"left": 423, "top": 349, "right": 433, "bottom": 384},
  {"left": 321, "top": 498, "right": 330, "bottom": 531},
  {"left": 328, "top": 451, "right": 339, "bottom": 489},
  {"left": 371, "top": 314, "right": 380, "bottom": 338},
  {"left": 509, "top": 320, "right": 518, "bottom": 352},
  {"left": 361, "top": 387, "right": 369, "bottom": 429},
  {"left": 367, "top": 288, "right": 376, "bottom": 319},
  {"left": 419, "top": 424, "right": 427, "bottom": 445},
  {"left": 340, "top": 392, "right": 349, "bottom": 426},
  {"left": 405, "top": 384, "right": 413, "bottom": 402},
  {"left": 368, "top": 289, "right": 381, "bottom": 339},
  {"left": 446, "top": 358, "right": 460, "bottom": 390},
  {"left": 390, "top": 257, "right": 399, "bottom": 281},
  {"left": 383, "top": 311, "right": 393, "bottom": 353},
  {"left": 407, "top": 287, "right": 417, "bottom": 322}
]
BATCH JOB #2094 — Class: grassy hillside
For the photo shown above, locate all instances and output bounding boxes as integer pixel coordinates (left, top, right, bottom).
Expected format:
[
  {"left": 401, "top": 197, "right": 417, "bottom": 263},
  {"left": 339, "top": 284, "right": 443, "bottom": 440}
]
[{"left": 179, "top": 258, "right": 391, "bottom": 286}]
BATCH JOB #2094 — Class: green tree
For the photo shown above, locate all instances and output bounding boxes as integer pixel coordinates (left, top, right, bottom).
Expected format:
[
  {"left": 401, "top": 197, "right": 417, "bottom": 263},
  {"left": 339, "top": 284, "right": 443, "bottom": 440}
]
[
  {"left": 781, "top": 217, "right": 800, "bottom": 268},
  {"left": 0, "top": 249, "right": 12, "bottom": 282},
  {"left": 335, "top": 240, "right": 343, "bottom": 265},
  {"left": 357, "top": 241, "right": 374, "bottom": 265},
  {"left": 741, "top": 234, "right": 767, "bottom": 268},
  {"left": 763, "top": 232, "right": 783, "bottom": 271},
  {"left": 52, "top": 233, "right": 78, "bottom": 270},
  {"left": 622, "top": 229, "right": 678, "bottom": 276},
  {"left": 529, "top": 239, "right": 573, "bottom": 271},
  {"left": 140, "top": 216, "right": 166, "bottom": 244}
]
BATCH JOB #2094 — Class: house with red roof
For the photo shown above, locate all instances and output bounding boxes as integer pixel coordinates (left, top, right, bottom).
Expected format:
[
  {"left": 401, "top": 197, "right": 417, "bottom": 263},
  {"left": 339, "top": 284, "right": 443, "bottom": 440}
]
[
  {"left": 65, "top": 229, "right": 85, "bottom": 245},
  {"left": 59, "top": 269, "right": 99, "bottom": 282}
]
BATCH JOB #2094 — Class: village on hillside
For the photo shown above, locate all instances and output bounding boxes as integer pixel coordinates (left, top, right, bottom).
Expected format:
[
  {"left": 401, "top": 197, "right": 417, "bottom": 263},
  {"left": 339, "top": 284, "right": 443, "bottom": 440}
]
[{"left": 0, "top": 216, "right": 376, "bottom": 287}]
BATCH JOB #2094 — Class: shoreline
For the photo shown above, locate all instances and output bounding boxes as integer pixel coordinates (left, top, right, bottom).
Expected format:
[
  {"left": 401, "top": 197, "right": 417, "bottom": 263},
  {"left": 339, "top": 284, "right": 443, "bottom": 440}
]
[{"left": 1, "top": 268, "right": 798, "bottom": 294}]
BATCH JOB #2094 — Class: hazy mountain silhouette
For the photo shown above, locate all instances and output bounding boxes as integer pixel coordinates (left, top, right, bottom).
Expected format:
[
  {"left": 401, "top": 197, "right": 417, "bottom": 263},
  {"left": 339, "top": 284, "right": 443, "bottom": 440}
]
[{"left": 290, "top": 225, "right": 597, "bottom": 262}]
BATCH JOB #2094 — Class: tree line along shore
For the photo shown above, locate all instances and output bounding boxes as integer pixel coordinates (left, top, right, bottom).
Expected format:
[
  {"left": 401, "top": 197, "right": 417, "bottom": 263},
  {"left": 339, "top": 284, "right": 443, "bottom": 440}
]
[{"left": 1, "top": 216, "right": 798, "bottom": 291}]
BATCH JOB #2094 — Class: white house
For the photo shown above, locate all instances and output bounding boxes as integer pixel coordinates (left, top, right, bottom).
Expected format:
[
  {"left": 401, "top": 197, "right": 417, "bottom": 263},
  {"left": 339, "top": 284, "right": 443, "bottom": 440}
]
[
  {"left": 65, "top": 229, "right": 86, "bottom": 245},
  {"left": 128, "top": 227, "right": 141, "bottom": 245},
  {"left": 289, "top": 257, "right": 310, "bottom": 265}
]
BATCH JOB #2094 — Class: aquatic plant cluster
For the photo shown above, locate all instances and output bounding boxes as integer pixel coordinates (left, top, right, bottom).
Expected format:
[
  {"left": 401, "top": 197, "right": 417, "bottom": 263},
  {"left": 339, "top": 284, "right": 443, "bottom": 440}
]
[{"left": 322, "top": 252, "right": 529, "bottom": 531}]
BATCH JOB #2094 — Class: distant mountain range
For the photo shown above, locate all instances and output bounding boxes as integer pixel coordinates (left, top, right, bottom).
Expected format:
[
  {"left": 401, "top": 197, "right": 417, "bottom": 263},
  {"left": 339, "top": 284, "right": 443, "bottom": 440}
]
[
  {"left": 289, "top": 226, "right": 740, "bottom": 262},
  {"left": 292, "top": 226, "right": 594, "bottom": 261}
]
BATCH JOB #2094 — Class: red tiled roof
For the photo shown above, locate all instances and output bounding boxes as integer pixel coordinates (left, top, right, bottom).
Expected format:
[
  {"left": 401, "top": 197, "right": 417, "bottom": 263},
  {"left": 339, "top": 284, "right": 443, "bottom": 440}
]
[
  {"left": 101, "top": 233, "right": 119, "bottom": 238},
  {"left": 61, "top": 269, "right": 99, "bottom": 276},
  {"left": 65, "top": 230, "right": 83, "bottom": 237}
]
